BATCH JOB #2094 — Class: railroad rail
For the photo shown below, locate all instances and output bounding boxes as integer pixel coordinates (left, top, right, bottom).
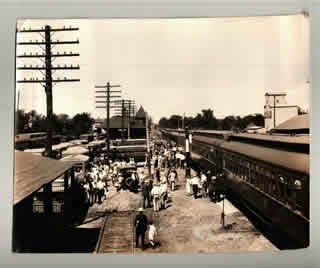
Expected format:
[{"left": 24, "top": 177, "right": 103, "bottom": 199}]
[
  {"left": 95, "top": 210, "right": 159, "bottom": 254},
  {"left": 95, "top": 211, "right": 134, "bottom": 254}
]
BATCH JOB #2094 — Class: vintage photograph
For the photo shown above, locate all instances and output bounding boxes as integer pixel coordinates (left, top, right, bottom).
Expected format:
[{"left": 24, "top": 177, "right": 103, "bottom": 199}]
[{"left": 13, "top": 15, "right": 310, "bottom": 253}]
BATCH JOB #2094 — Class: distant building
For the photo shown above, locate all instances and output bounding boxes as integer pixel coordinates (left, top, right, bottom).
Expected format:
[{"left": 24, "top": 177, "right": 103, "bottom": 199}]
[
  {"left": 264, "top": 92, "right": 299, "bottom": 131},
  {"left": 94, "top": 105, "right": 147, "bottom": 140}
]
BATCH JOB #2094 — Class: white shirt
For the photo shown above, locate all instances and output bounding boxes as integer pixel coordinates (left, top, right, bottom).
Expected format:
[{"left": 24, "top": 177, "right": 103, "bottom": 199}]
[
  {"left": 97, "top": 181, "right": 104, "bottom": 190},
  {"left": 201, "top": 174, "right": 207, "bottom": 183},
  {"left": 83, "top": 183, "right": 90, "bottom": 192},
  {"left": 169, "top": 172, "right": 176, "bottom": 182},
  {"left": 160, "top": 183, "right": 168, "bottom": 194},
  {"left": 148, "top": 225, "right": 157, "bottom": 240},
  {"left": 151, "top": 186, "right": 161, "bottom": 197},
  {"left": 191, "top": 176, "right": 200, "bottom": 185}
]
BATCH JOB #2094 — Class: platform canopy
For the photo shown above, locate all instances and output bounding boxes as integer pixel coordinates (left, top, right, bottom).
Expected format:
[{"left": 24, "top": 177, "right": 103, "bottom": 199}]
[
  {"left": 24, "top": 148, "right": 45, "bottom": 155},
  {"left": 60, "top": 154, "right": 89, "bottom": 164},
  {"left": 62, "top": 146, "right": 89, "bottom": 156},
  {"left": 53, "top": 142, "right": 73, "bottom": 150},
  {"left": 88, "top": 140, "right": 105, "bottom": 147},
  {"left": 14, "top": 150, "right": 73, "bottom": 205},
  {"left": 273, "top": 114, "right": 309, "bottom": 133},
  {"left": 69, "top": 139, "right": 87, "bottom": 145}
]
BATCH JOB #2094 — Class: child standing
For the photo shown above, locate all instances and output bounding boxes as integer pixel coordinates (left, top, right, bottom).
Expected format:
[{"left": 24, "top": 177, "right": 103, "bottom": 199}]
[{"left": 148, "top": 221, "right": 157, "bottom": 248}]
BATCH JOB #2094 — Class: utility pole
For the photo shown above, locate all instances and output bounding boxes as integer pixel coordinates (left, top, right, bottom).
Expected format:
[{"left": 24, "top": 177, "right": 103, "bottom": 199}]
[
  {"left": 146, "top": 112, "right": 151, "bottom": 177},
  {"left": 95, "top": 82, "right": 121, "bottom": 160},
  {"left": 182, "top": 112, "right": 185, "bottom": 129},
  {"left": 16, "top": 24, "right": 80, "bottom": 158},
  {"left": 185, "top": 126, "right": 192, "bottom": 177}
]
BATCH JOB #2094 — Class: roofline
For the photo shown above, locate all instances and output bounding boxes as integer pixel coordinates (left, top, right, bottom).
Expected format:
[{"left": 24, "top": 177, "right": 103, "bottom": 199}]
[
  {"left": 269, "top": 105, "right": 298, "bottom": 108},
  {"left": 265, "top": 93, "right": 287, "bottom": 96}
]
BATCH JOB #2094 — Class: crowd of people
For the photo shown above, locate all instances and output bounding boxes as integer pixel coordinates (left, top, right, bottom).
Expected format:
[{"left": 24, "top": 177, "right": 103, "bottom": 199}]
[{"left": 74, "top": 135, "right": 226, "bottom": 250}]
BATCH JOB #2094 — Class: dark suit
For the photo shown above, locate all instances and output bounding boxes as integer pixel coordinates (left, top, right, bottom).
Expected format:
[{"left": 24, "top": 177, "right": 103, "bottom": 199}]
[
  {"left": 142, "top": 183, "right": 151, "bottom": 208},
  {"left": 135, "top": 213, "right": 148, "bottom": 248}
]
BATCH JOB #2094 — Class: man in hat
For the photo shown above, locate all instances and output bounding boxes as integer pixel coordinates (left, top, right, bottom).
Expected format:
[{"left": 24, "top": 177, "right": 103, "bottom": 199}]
[{"left": 135, "top": 208, "right": 148, "bottom": 249}]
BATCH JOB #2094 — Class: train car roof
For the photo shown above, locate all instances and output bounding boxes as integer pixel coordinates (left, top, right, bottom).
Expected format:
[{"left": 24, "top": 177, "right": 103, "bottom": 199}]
[
  {"left": 193, "top": 135, "right": 225, "bottom": 146},
  {"left": 14, "top": 150, "right": 73, "bottom": 205},
  {"left": 221, "top": 141, "right": 309, "bottom": 175},
  {"left": 16, "top": 132, "right": 46, "bottom": 136},
  {"left": 193, "top": 130, "right": 232, "bottom": 135},
  {"left": 231, "top": 133, "right": 310, "bottom": 145}
]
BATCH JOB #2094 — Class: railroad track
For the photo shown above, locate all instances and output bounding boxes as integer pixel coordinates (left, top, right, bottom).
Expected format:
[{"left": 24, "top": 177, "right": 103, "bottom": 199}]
[{"left": 95, "top": 210, "right": 160, "bottom": 254}]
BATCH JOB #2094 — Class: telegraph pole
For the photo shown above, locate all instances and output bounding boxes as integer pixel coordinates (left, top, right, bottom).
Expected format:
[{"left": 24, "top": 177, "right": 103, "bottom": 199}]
[
  {"left": 95, "top": 82, "right": 121, "bottom": 160},
  {"left": 185, "top": 126, "right": 192, "bottom": 177},
  {"left": 16, "top": 24, "right": 80, "bottom": 218},
  {"left": 45, "top": 26, "right": 53, "bottom": 156},
  {"left": 182, "top": 112, "right": 185, "bottom": 129},
  {"left": 146, "top": 112, "right": 152, "bottom": 176},
  {"left": 17, "top": 24, "right": 80, "bottom": 158}
]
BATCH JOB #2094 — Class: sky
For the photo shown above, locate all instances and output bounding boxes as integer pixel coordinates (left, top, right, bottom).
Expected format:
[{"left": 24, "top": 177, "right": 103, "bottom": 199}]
[{"left": 16, "top": 14, "right": 310, "bottom": 123}]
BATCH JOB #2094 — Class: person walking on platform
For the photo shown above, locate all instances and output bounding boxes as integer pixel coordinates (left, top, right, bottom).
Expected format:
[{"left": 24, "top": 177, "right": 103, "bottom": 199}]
[
  {"left": 142, "top": 180, "right": 151, "bottom": 209},
  {"left": 96, "top": 179, "right": 105, "bottom": 204},
  {"left": 155, "top": 168, "right": 160, "bottom": 182},
  {"left": 168, "top": 169, "right": 177, "bottom": 191},
  {"left": 83, "top": 180, "right": 91, "bottom": 206},
  {"left": 154, "top": 155, "right": 159, "bottom": 170},
  {"left": 151, "top": 183, "right": 161, "bottom": 212},
  {"left": 191, "top": 174, "right": 200, "bottom": 199},
  {"left": 135, "top": 208, "right": 148, "bottom": 249},
  {"left": 160, "top": 179, "right": 168, "bottom": 209},
  {"left": 92, "top": 179, "right": 98, "bottom": 203},
  {"left": 148, "top": 221, "right": 158, "bottom": 248},
  {"left": 200, "top": 171, "right": 208, "bottom": 198},
  {"left": 186, "top": 175, "right": 192, "bottom": 196}
]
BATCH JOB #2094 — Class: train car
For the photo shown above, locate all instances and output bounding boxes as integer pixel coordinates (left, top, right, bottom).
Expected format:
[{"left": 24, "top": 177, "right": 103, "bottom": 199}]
[
  {"left": 15, "top": 132, "right": 62, "bottom": 150},
  {"left": 160, "top": 128, "right": 310, "bottom": 248}
]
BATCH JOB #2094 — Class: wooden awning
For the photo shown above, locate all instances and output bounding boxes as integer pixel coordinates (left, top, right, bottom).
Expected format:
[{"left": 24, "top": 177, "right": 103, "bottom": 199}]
[{"left": 14, "top": 150, "right": 73, "bottom": 205}]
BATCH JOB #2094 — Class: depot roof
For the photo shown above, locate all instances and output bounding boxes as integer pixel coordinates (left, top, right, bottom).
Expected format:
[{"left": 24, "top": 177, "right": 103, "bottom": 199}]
[
  {"left": 14, "top": 150, "right": 73, "bottom": 205},
  {"left": 274, "top": 114, "right": 309, "bottom": 131}
]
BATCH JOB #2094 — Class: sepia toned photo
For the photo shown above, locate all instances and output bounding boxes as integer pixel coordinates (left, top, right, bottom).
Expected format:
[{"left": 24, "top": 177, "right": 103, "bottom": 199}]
[{"left": 13, "top": 15, "right": 310, "bottom": 253}]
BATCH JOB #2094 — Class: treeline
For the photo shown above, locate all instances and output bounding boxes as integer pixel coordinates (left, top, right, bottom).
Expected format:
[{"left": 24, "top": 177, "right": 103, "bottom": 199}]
[
  {"left": 16, "top": 109, "right": 95, "bottom": 138},
  {"left": 158, "top": 109, "right": 264, "bottom": 131}
]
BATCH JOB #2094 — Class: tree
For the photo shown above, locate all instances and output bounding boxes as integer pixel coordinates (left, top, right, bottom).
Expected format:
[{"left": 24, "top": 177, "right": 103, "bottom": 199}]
[
  {"left": 70, "top": 113, "right": 95, "bottom": 137},
  {"left": 15, "top": 109, "right": 29, "bottom": 134}
]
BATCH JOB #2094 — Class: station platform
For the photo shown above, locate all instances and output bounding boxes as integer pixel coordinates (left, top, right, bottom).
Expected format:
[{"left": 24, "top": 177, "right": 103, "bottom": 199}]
[{"left": 79, "top": 166, "right": 278, "bottom": 253}]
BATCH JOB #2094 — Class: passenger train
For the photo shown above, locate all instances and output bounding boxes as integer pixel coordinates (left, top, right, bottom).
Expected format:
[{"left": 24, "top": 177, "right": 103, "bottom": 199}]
[
  {"left": 15, "top": 132, "right": 62, "bottom": 150},
  {"left": 161, "top": 128, "right": 310, "bottom": 248}
]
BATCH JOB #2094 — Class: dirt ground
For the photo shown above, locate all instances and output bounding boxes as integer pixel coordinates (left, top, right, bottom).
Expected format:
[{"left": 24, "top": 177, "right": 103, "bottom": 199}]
[{"left": 78, "top": 167, "right": 278, "bottom": 253}]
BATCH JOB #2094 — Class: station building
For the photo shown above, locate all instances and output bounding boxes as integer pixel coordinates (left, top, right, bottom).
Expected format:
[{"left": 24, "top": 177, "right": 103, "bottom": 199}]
[{"left": 94, "top": 106, "right": 147, "bottom": 140}]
